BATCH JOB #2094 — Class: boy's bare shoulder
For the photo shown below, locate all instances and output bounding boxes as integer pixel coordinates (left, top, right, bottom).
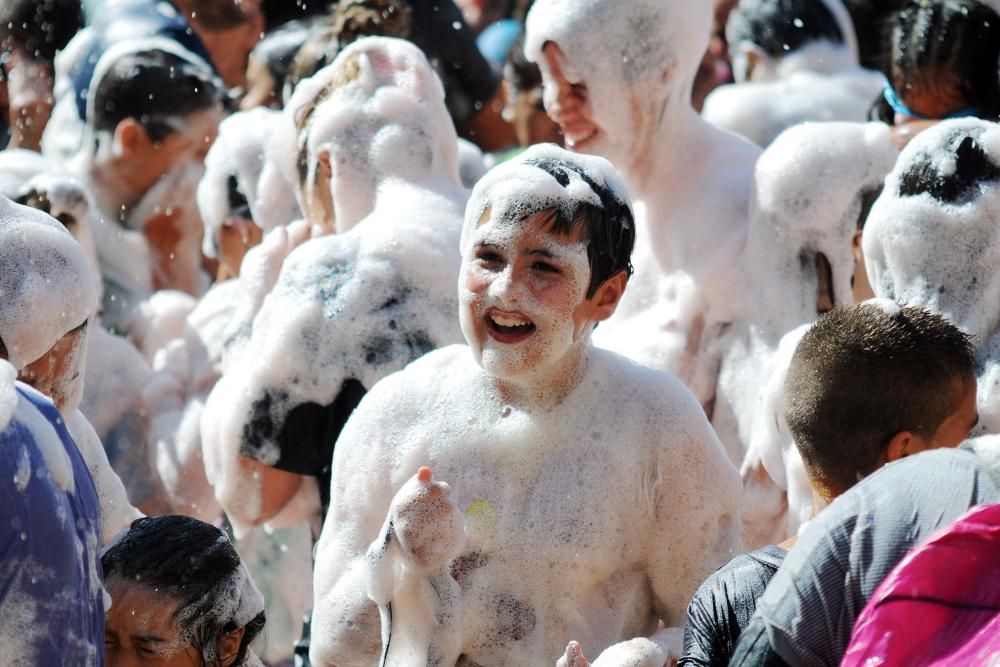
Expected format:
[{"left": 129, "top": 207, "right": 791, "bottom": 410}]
[{"left": 592, "top": 348, "right": 708, "bottom": 428}]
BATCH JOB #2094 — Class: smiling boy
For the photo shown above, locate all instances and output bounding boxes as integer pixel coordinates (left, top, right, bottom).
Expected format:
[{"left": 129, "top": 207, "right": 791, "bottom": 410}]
[{"left": 309, "top": 145, "right": 741, "bottom": 666}]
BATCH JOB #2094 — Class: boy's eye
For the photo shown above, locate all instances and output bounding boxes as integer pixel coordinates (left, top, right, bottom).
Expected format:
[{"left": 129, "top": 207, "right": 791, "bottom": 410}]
[
  {"left": 476, "top": 250, "right": 503, "bottom": 266},
  {"left": 532, "top": 261, "right": 560, "bottom": 274}
]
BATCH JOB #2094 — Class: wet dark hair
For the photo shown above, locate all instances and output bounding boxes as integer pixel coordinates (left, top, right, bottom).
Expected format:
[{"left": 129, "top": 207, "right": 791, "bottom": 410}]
[
  {"left": 841, "top": 0, "right": 907, "bottom": 71},
  {"left": 785, "top": 303, "right": 976, "bottom": 495},
  {"left": 503, "top": 31, "right": 540, "bottom": 94},
  {"left": 0, "top": 0, "right": 84, "bottom": 64},
  {"left": 91, "top": 49, "right": 223, "bottom": 142},
  {"left": 898, "top": 133, "right": 1000, "bottom": 204},
  {"left": 726, "top": 0, "right": 844, "bottom": 60},
  {"left": 0, "top": 335, "right": 6, "bottom": 359},
  {"left": 875, "top": 0, "right": 1000, "bottom": 123},
  {"left": 523, "top": 156, "right": 635, "bottom": 298},
  {"left": 102, "top": 515, "right": 266, "bottom": 666}
]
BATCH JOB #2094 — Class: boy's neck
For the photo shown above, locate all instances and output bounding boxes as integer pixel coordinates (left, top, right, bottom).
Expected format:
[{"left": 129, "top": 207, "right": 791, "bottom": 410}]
[{"left": 488, "top": 343, "right": 591, "bottom": 412}]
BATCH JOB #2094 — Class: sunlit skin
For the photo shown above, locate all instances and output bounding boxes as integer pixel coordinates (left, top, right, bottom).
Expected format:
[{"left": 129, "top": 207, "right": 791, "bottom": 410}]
[
  {"left": 104, "top": 579, "right": 245, "bottom": 667},
  {"left": 17, "top": 324, "right": 87, "bottom": 412},
  {"left": 890, "top": 76, "right": 974, "bottom": 149},
  {"left": 217, "top": 215, "right": 263, "bottom": 280},
  {"left": 813, "top": 376, "right": 979, "bottom": 508},
  {"left": 539, "top": 43, "right": 600, "bottom": 151}
]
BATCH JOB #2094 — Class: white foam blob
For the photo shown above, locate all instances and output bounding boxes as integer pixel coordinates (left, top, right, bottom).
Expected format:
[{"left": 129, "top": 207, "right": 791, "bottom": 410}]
[
  {"left": 0, "top": 195, "right": 99, "bottom": 370},
  {"left": 703, "top": 42, "right": 884, "bottom": 147},
  {"left": 310, "top": 341, "right": 741, "bottom": 664},
  {"left": 197, "top": 108, "right": 301, "bottom": 259},
  {"left": 525, "top": 0, "right": 762, "bottom": 400},
  {"left": 864, "top": 119, "right": 1000, "bottom": 433},
  {"left": 202, "top": 37, "right": 469, "bottom": 530}
]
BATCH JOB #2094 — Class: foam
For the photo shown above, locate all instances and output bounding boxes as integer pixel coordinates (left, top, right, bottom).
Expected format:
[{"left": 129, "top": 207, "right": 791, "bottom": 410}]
[
  {"left": 710, "top": 122, "right": 898, "bottom": 541},
  {"left": 703, "top": 42, "right": 884, "bottom": 147},
  {"left": 65, "top": 409, "right": 142, "bottom": 545},
  {"left": 865, "top": 120, "right": 1000, "bottom": 434},
  {"left": 310, "top": 341, "right": 741, "bottom": 664},
  {"left": 279, "top": 37, "right": 462, "bottom": 233},
  {"left": 308, "top": 145, "right": 739, "bottom": 663},
  {"left": 864, "top": 119, "right": 1000, "bottom": 343},
  {"left": 198, "top": 108, "right": 301, "bottom": 259},
  {"left": 201, "top": 37, "right": 470, "bottom": 529},
  {"left": 142, "top": 281, "right": 241, "bottom": 521},
  {"left": 525, "top": 0, "right": 762, "bottom": 400},
  {"left": 0, "top": 195, "right": 99, "bottom": 370},
  {"left": 0, "top": 360, "right": 16, "bottom": 432}
]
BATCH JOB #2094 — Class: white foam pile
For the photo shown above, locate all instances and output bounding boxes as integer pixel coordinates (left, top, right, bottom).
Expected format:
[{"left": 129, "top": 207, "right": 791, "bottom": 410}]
[
  {"left": 704, "top": 42, "right": 883, "bottom": 147},
  {"left": 198, "top": 108, "right": 300, "bottom": 259},
  {"left": 0, "top": 149, "right": 100, "bottom": 276},
  {"left": 201, "top": 37, "right": 469, "bottom": 528},
  {"left": 865, "top": 119, "right": 1000, "bottom": 433},
  {"left": 525, "top": 0, "right": 709, "bottom": 163},
  {"left": 710, "top": 122, "right": 897, "bottom": 543},
  {"left": 0, "top": 195, "right": 98, "bottom": 372},
  {"left": 524, "top": 0, "right": 761, "bottom": 401},
  {"left": 309, "top": 146, "right": 740, "bottom": 665}
]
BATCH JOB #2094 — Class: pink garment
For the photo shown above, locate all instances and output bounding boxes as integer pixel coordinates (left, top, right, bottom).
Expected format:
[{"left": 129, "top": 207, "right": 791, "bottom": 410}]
[{"left": 842, "top": 503, "right": 1000, "bottom": 667}]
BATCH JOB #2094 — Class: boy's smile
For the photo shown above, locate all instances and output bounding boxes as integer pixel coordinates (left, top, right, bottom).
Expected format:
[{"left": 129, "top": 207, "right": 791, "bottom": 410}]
[{"left": 485, "top": 307, "right": 537, "bottom": 343}]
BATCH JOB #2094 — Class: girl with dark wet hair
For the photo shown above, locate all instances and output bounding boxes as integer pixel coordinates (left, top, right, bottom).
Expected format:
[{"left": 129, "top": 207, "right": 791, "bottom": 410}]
[
  {"left": 102, "top": 515, "right": 266, "bottom": 667},
  {"left": 874, "top": 0, "right": 1000, "bottom": 145}
]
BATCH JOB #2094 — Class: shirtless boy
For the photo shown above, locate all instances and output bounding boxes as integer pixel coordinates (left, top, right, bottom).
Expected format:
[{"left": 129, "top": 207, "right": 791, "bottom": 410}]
[{"left": 309, "top": 146, "right": 741, "bottom": 666}]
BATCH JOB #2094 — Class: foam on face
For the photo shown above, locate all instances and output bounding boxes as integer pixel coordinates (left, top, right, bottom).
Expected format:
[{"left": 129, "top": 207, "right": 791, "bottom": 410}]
[
  {"left": 458, "top": 145, "right": 633, "bottom": 381},
  {"left": 864, "top": 119, "right": 1000, "bottom": 343},
  {"left": 525, "top": 0, "right": 711, "bottom": 164},
  {"left": 0, "top": 195, "right": 98, "bottom": 370}
]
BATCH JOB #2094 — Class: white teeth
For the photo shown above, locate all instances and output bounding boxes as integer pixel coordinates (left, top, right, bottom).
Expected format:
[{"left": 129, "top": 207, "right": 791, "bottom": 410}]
[{"left": 491, "top": 313, "right": 531, "bottom": 328}]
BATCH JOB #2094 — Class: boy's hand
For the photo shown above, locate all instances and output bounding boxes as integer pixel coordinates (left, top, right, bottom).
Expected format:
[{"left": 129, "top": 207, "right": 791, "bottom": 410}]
[
  {"left": 557, "top": 638, "right": 671, "bottom": 667},
  {"left": 388, "top": 467, "right": 465, "bottom": 574}
]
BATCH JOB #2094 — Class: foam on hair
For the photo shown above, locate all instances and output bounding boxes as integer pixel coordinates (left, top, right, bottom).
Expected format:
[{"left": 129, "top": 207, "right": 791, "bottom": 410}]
[
  {"left": 524, "top": 0, "right": 711, "bottom": 87},
  {"left": 864, "top": 118, "right": 1000, "bottom": 343},
  {"left": 198, "top": 108, "right": 300, "bottom": 258},
  {"left": 0, "top": 195, "right": 98, "bottom": 370},
  {"left": 278, "top": 36, "right": 461, "bottom": 222}
]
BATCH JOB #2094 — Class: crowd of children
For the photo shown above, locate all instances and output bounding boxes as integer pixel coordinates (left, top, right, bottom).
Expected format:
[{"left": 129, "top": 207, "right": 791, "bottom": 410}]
[{"left": 1, "top": 0, "right": 999, "bottom": 665}]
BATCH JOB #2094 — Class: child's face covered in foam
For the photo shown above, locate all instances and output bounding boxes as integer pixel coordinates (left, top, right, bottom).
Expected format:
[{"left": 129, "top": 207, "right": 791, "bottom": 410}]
[{"left": 459, "top": 210, "right": 594, "bottom": 381}]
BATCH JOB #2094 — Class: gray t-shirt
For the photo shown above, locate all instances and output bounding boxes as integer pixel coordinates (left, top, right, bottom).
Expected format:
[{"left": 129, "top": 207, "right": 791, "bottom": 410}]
[{"left": 735, "top": 448, "right": 1000, "bottom": 667}]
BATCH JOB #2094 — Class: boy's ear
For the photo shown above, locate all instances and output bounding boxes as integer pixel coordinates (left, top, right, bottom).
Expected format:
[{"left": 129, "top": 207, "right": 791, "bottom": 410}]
[
  {"left": 113, "top": 118, "right": 151, "bottom": 158},
  {"left": 590, "top": 270, "right": 628, "bottom": 322},
  {"left": 883, "top": 430, "right": 917, "bottom": 465}
]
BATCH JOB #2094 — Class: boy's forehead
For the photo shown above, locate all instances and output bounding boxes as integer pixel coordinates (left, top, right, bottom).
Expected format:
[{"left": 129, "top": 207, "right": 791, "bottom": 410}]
[{"left": 471, "top": 207, "right": 589, "bottom": 250}]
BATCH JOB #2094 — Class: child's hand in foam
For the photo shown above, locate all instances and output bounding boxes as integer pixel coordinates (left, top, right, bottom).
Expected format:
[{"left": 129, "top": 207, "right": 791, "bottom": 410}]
[
  {"left": 388, "top": 467, "right": 465, "bottom": 574},
  {"left": 557, "top": 639, "right": 670, "bottom": 667}
]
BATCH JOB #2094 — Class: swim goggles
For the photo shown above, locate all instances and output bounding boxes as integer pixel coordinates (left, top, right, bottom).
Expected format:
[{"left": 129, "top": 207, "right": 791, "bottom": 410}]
[{"left": 882, "top": 80, "right": 982, "bottom": 121}]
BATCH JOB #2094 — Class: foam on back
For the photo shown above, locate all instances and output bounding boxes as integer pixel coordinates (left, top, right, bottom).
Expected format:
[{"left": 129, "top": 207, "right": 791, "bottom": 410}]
[
  {"left": 0, "top": 196, "right": 98, "bottom": 369},
  {"left": 864, "top": 119, "right": 1000, "bottom": 343}
]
